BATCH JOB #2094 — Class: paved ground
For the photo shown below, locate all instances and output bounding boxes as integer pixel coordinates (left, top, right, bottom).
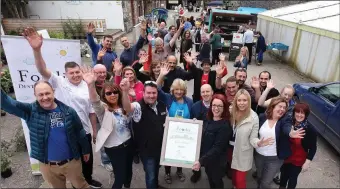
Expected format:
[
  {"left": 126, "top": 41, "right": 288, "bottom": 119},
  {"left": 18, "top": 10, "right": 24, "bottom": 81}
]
[{"left": 1, "top": 10, "right": 340, "bottom": 189}]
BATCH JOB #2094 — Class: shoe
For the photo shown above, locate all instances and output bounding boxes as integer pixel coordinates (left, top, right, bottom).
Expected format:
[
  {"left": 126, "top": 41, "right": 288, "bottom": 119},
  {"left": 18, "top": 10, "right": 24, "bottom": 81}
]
[
  {"left": 101, "top": 162, "right": 113, "bottom": 172},
  {"left": 176, "top": 171, "right": 186, "bottom": 182},
  {"left": 89, "top": 179, "right": 102, "bottom": 188},
  {"left": 190, "top": 171, "right": 201, "bottom": 183},
  {"left": 273, "top": 176, "right": 280, "bottom": 185},
  {"left": 133, "top": 155, "right": 140, "bottom": 164},
  {"left": 164, "top": 173, "right": 172, "bottom": 184}
]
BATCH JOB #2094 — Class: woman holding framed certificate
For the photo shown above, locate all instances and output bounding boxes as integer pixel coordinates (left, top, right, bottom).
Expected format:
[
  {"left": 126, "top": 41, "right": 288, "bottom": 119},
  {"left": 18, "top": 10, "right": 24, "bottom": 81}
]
[
  {"left": 156, "top": 65, "right": 194, "bottom": 184},
  {"left": 192, "top": 94, "right": 232, "bottom": 188}
]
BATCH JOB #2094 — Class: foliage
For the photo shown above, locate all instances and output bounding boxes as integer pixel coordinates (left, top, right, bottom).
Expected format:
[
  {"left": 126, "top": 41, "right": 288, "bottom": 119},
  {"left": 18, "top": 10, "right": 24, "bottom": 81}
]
[
  {"left": 1, "top": 69, "right": 13, "bottom": 93},
  {"left": 62, "top": 18, "right": 85, "bottom": 39},
  {"left": 2, "top": 0, "right": 28, "bottom": 18},
  {"left": 48, "top": 31, "right": 65, "bottom": 39},
  {"left": 13, "top": 128, "right": 27, "bottom": 152},
  {"left": 1, "top": 141, "right": 11, "bottom": 172},
  {"left": 8, "top": 30, "right": 19, "bottom": 36}
]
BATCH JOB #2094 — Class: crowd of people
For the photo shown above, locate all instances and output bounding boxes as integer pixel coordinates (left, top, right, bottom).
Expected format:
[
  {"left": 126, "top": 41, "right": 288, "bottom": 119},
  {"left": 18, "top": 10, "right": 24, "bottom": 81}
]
[{"left": 0, "top": 9, "right": 317, "bottom": 189}]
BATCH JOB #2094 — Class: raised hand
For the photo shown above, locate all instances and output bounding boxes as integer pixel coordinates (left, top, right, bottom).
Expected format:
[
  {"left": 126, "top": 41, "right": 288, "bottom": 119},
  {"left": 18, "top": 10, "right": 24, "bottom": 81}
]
[
  {"left": 289, "top": 127, "right": 305, "bottom": 138},
  {"left": 139, "top": 54, "right": 148, "bottom": 64},
  {"left": 266, "top": 79, "right": 275, "bottom": 89},
  {"left": 183, "top": 52, "right": 193, "bottom": 64},
  {"left": 147, "top": 33, "right": 153, "bottom": 42},
  {"left": 81, "top": 66, "right": 97, "bottom": 85},
  {"left": 215, "top": 61, "right": 224, "bottom": 77},
  {"left": 257, "top": 137, "right": 275, "bottom": 147},
  {"left": 112, "top": 58, "right": 123, "bottom": 74},
  {"left": 160, "top": 63, "right": 170, "bottom": 76},
  {"left": 87, "top": 22, "right": 95, "bottom": 33},
  {"left": 219, "top": 53, "right": 226, "bottom": 61},
  {"left": 22, "top": 27, "right": 43, "bottom": 50},
  {"left": 179, "top": 20, "right": 185, "bottom": 29},
  {"left": 120, "top": 78, "right": 130, "bottom": 92},
  {"left": 140, "top": 20, "right": 147, "bottom": 31},
  {"left": 251, "top": 76, "right": 260, "bottom": 89},
  {"left": 97, "top": 48, "right": 107, "bottom": 60}
]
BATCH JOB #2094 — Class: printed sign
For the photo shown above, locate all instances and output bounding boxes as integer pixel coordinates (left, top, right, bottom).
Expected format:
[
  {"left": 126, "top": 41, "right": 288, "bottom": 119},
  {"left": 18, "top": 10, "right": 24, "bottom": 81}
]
[
  {"left": 232, "top": 33, "right": 244, "bottom": 44},
  {"left": 1, "top": 35, "right": 81, "bottom": 175}
]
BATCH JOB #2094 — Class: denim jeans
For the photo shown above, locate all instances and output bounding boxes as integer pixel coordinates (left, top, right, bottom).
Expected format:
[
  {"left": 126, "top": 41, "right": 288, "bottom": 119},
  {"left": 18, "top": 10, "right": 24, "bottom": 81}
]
[
  {"left": 105, "top": 139, "right": 133, "bottom": 189},
  {"left": 100, "top": 147, "right": 111, "bottom": 165},
  {"left": 140, "top": 156, "right": 160, "bottom": 189},
  {"left": 257, "top": 50, "right": 264, "bottom": 63}
]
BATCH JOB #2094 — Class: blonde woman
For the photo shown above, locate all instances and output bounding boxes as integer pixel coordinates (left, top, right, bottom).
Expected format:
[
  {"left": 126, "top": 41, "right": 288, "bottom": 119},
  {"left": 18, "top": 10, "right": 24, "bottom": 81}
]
[
  {"left": 228, "top": 89, "right": 273, "bottom": 189},
  {"left": 234, "top": 47, "right": 249, "bottom": 69},
  {"left": 156, "top": 64, "right": 194, "bottom": 184}
]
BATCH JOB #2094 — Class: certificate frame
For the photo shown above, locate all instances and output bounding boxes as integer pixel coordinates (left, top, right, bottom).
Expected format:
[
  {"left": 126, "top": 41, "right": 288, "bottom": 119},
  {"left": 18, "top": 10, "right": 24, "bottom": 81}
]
[{"left": 160, "top": 117, "right": 203, "bottom": 168}]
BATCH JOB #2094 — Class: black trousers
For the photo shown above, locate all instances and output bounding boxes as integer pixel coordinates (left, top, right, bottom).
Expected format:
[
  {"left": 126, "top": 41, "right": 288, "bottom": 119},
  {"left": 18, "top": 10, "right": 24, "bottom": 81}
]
[
  {"left": 79, "top": 134, "right": 93, "bottom": 184},
  {"left": 105, "top": 139, "right": 134, "bottom": 189},
  {"left": 244, "top": 43, "right": 253, "bottom": 63},
  {"left": 280, "top": 163, "right": 302, "bottom": 189},
  {"left": 212, "top": 48, "right": 222, "bottom": 65},
  {"left": 164, "top": 166, "right": 182, "bottom": 174},
  {"left": 205, "top": 164, "right": 224, "bottom": 188}
]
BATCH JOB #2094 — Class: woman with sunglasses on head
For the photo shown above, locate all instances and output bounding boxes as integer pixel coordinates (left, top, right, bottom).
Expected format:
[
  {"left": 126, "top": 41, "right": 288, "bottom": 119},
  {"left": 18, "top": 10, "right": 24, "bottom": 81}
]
[
  {"left": 228, "top": 89, "right": 273, "bottom": 189},
  {"left": 192, "top": 94, "right": 232, "bottom": 188},
  {"left": 113, "top": 59, "right": 144, "bottom": 102},
  {"left": 280, "top": 103, "right": 317, "bottom": 189},
  {"left": 255, "top": 97, "right": 305, "bottom": 189},
  {"left": 82, "top": 66, "right": 141, "bottom": 189},
  {"left": 156, "top": 63, "right": 194, "bottom": 184}
]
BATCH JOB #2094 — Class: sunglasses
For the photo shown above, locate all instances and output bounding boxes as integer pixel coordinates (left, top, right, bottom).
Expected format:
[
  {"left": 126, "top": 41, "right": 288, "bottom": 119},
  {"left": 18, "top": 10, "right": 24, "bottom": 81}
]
[
  {"left": 105, "top": 91, "right": 119, "bottom": 96},
  {"left": 145, "top": 81, "right": 157, "bottom": 85}
]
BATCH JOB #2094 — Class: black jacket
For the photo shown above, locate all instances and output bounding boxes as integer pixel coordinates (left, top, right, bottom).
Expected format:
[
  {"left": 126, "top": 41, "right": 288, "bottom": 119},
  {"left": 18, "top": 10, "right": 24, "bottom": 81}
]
[
  {"left": 162, "top": 67, "right": 193, "bottom": 93},
  {"left": 199, "top": 119, "right": 232, "bottom": 167},
  {"left": 133, "top": 100, "right": 167, "bottom": 157},
  {"left": 132, "top": 63, "right": 155, "bottom": 83},
  {"left": 188, "top": 63, "right": 217, "bottom": 103}
]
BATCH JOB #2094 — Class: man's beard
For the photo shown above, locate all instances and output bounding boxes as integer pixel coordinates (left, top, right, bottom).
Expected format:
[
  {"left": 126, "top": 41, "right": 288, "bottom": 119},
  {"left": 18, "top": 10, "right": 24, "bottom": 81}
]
[{"left": 238, "top": 80, "right": 245, "bottom": 86}]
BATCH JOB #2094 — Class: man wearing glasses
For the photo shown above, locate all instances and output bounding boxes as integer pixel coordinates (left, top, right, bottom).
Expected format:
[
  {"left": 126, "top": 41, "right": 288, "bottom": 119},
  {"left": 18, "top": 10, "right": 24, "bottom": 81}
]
[{"left": 122, "top": 81, "right": 167, "bottom": 188}]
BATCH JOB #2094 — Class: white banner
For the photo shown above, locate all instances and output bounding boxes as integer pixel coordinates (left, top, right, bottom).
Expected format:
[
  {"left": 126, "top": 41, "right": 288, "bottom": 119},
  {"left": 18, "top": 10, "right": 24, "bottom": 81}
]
[{"left": 1, "top": 35, "right": 81, "bottom": 175}]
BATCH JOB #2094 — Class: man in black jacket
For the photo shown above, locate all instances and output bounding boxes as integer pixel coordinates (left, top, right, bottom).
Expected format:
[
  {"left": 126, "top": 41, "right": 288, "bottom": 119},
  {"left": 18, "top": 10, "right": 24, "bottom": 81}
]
[{"left": 123, "top": 81, "right": 167, "bottom": 189}]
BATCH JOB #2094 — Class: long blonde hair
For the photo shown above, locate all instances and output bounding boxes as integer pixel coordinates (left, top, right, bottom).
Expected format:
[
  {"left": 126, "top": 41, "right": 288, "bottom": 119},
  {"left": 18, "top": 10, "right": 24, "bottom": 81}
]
[
  {"left": 231, "top": 89, "right": 251, "bottom": 126},
  {"left": 238, "top": 47, "right": 249, "bottom": 60}
]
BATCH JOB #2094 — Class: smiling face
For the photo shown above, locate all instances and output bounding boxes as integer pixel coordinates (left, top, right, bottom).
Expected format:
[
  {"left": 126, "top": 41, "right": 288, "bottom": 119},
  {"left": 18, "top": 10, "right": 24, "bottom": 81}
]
[
  {"left": 93, "top": 65, "right": 107, "bottom": 82},
  {"left": 143, "top": 86, "right": 158, "bottom": 105},
  {"left": 152, "top": 63, "right": 161, "bottom": 76},
  {"left": 202, "top": 62, "right": 211, "bottom": 73},
  {"left": 120, "top": 37, "right": 130, "bottom": 49},
  {"left": 104, "top": 88, "right": 119, "bottom": 105},
  {"left": 124, "top": 69, "right": 135, "bottom": 82},
  {"left": 35, "top": 82, "right": 55, "bottom": 110},
  {"left": 167, "top": 56, "right": 177, "bottom": 70},
  {"left": 103, "top": 36, "right": 113, "bottom": 49},
  {"left": 185, "top": 31, "right": 190, "bottom": 39},
  {"left": 281, "top": 87, "right": 294, "bottom": 103},
  {"left": 200, "top": 84, "right": 213, "bottom": 103},
  {"left": 295, "top": 110, "right": 306, "bottom": 123},
  {"left": 169, "top": 26, "right": 176, "bottom": 36},
  {"left": 259, "top": 72, "right": 270, "bottom": 88},
  {"left": 273, "top": 102, "right": 287, "bottom": 119},
  {"left": 65, "top": 66, "right": 82, "bottom": 85},
  {"left": 236, "top": 94, "right": 249, "bottom": 112},
  {"left": 226, "top": 81, "right": 239, "bottom": 96},
  {"left": 240, "top": 48, "right": 247, "bottom": 56},
  {"left": 211, "top": 99, "right": 224, "bottom": 118},
  {"left": 235, "top": 71, "right": 247, "bottom": 86},
  {"left": 173, "top": 88, "right": 185, "bottom": 99},
  {"left": 138, "top": 49, "right": 146, "bottom": 58}
]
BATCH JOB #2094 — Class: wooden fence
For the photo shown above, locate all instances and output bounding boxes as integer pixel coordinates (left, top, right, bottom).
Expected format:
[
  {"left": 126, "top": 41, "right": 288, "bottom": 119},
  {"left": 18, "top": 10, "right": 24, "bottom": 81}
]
[{"left": 2, "top": 18, "right": 106, "bottom": 34}]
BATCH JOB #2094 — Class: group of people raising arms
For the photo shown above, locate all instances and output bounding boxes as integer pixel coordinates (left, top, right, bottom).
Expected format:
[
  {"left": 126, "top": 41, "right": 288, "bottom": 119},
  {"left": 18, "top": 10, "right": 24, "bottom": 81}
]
[{"left": 0, "top": 14, "right": 317, "bottom": 189}]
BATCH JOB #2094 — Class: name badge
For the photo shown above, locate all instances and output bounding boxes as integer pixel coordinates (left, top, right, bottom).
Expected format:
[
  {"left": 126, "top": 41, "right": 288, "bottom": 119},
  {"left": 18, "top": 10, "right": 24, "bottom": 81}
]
[
  {"left": 229, "top": 141, "right": 235, "bottom": 146},
  {"left": 161, "top": 112, "right": 167, "bottom": 115}
]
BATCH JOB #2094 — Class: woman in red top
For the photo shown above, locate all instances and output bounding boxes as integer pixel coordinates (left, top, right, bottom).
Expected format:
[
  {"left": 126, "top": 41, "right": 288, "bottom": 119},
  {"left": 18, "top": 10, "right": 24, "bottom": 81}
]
[{"left": 280, "top": 103, "right": 317, "bottom": 189}]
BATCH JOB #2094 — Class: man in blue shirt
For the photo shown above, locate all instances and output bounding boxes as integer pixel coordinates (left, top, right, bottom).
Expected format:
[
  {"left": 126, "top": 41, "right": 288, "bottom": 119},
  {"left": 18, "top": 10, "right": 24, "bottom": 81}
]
[
  {"left": 120, "top": 22, "right": 147, "bottom": 67},
  {"left": 1, "top": 81, "right": 90, "bottom": 188},
  {"left": 87, "top": 22, "right": 118, "bottom": 71}
]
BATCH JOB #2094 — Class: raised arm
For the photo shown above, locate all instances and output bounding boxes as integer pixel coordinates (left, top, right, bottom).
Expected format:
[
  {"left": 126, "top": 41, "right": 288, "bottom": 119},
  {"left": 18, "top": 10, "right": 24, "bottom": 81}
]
[
  {"left": 251, "top": 76, "right": 262, "bottom": 102},
  {"left": 156, "top": 63, "right": 170, "bottom": 87},
  {"left": 86, "top": 22, "right": 100, "bottom": 52},
  {"left": 133, "top": 21, "right": 147, "bottom": 50},
  {"left": 1, "top": 89, "right": 31, "bottom": 121},
  {"left": 215, "top": 61, "right": 225, "bottom": 89},
  {"left": 169, "top": 21, "right": 184, "bottom": 48},
  {"left": 120, "top": 78, "right": 135, "bottom": 114},
  {"left": 23, "top": 27, "right": 51, "bottom": 80},
  {"left": 258, "top": 80, "right": 275, "bottom": 107}
]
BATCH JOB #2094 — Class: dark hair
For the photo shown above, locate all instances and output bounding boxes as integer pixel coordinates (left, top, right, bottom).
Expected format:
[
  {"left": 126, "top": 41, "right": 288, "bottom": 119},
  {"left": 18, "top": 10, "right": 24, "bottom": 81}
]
[
  {"left": 190, "top": 16, "right": 194, "bottom": 21},
  {"left": 169, "top": 25, "right": 176, "bottom": 30},
  {"left": 149, "top": 61, "right": 160, "bottom": 81},
  {"left": 293, "top": 102, "right": 310, "bottom": 124},
  {"left": 103, "top": 35, "right": 113, "bottom": 40},
  {"left": 33, "top": 81, "right": 53, "bottom": 93},
  {"left": 201, "top": 59, "right": 211, "bottom": 66},
  {"left": 64, "top": 61, "right": 80, "bottom": 71},
  {"left": 234, "top": 68, "right": 247, "bottom": 77},
  {"left": 259, "top": 71, "right": 272, "bottom": 79},
  {"left": 265, "top": 96, "right": 288, "bottom": 119},
  {"left": 138, "top": 48, "right": 146, "bottom": 54},
  {"left": 100, "top": 82, "right": 125, "bottom": 114},
  {"left": 144, "top": 80, "right": 158, "bottom": 90},
  {"left": 225, "top": 76, "right": 239, "bottom": 85},
  {"left": 207, "top": 94, "right": 231, "bottom": 120}
]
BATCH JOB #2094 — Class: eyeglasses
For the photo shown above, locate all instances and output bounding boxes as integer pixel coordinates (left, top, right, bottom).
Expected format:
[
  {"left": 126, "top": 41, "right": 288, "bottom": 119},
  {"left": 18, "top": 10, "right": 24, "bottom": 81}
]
[
  {"left": 212, "top": 104, "right": 224, "bottom": 108},
  {"left": 105, "top": 91, "right": 119, "bottom": 96}
]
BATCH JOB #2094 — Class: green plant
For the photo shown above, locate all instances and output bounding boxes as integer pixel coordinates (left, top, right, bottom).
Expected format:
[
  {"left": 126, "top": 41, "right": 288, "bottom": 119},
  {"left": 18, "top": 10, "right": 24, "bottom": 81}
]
[
  {"left": 1, "top": 141, "right": 11, "bottom": 172},
  {"left": 13, "top": 128, "right": 27, "bottom": 152},
  {"left": 1, "top": 69, "right": 13, "bottom": 93},
  {"left": 48, "top": 31, "right": 65, "bottom": 39},
  {"left": 61, "top": 18, "right": 85, "bottom": 39},
  {"left": 8, "top": 30, "right": 18, "bottom": 35}
]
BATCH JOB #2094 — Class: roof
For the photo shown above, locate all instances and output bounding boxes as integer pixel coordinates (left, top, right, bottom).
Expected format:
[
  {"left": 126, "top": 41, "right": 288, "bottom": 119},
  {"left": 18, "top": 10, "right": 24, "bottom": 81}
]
[
  {"left": 237, "top": 7, "right": 267, "bottom": 14},
  {"left": 259, "top": 1, "right": 340, "bottom": 33}
]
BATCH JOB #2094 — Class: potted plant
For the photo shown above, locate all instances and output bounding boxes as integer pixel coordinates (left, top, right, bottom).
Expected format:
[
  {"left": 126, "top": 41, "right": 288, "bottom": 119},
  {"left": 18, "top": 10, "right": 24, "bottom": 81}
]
[
  {"left": 0, "top": 69, "right": 14, "bottom": 93},
  {"left": 0, "top": 152, "right": 12, "bottom": 178}
]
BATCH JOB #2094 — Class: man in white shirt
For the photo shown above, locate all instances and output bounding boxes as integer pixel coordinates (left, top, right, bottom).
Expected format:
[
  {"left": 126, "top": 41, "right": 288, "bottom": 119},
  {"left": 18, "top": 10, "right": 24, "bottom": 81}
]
[
  {"left": 23, "top": 27, "right": 102, "bottom": 188},
  {"left": 243, "top": 25, "right": 254, "bottom": 64}
]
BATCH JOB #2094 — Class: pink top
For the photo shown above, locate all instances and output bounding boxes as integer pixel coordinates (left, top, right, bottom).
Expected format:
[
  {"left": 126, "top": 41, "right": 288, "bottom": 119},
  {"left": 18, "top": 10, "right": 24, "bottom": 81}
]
[{"left": 115, "top": 75, "right": 144, "bottom": 102}]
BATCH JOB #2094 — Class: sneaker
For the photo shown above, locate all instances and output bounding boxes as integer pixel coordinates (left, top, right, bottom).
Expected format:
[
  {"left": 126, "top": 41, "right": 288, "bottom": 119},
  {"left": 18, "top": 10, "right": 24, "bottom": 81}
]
[
  {"left": 164, "top": 173, "right": 172, "bottom": 184},
  {"left": 190, "top": 171, "right": 201, "bottom": 183},
  {"left": 273, "top": 175, "right": 280, "bottom": 185},
  {"left": 176, "top": 171, "right": 186, "bottom": 182},
  {"left": 133, "top": 155, "right": 140, "bottom": 164},
  {"left": 89, "top": 179, "right": 102, "bottom": 188},
  {"left": 101, "top": 162, "right": 113, "bottom": 172}
]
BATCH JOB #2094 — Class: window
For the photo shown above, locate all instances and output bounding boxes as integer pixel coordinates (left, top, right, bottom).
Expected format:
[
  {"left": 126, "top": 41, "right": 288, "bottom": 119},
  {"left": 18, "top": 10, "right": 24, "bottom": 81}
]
[{"left": 317, "top": 83, "right": 340, "bottom": 104}]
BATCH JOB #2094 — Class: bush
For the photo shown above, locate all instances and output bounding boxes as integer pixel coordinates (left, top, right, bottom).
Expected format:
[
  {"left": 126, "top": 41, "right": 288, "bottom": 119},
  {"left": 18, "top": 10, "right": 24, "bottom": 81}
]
[
  {"left": 13, "top": 128, "right": 27, "bottom": 152},
  {"left": 0, "top": 153, "right": 11, "bottom": 172},
  {"left": 0, "top": 69, "right": 13, "bottom": 93},
  {"left": 49, "top": 31, "right": 65, "bottom": 39},
  {"left": 8, "top": 30, "right": 18, "bottom": 35}
]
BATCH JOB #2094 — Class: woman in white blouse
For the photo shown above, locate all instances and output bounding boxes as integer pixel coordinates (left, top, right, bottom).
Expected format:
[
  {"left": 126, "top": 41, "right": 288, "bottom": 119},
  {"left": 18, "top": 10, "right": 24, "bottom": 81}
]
[{"left": 82, "top": 66, "right": 141, "bottom": 189}]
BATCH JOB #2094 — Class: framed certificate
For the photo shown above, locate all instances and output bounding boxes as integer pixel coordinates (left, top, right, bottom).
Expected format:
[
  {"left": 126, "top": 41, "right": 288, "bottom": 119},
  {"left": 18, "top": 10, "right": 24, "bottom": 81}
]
[{"left": 160, "top": 117, "right": 203, "bottom": 168}]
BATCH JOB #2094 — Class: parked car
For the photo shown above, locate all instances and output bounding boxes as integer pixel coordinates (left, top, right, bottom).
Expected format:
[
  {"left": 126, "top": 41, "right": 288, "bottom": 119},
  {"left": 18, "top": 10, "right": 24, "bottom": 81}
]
[{"left": 293, "top": 82, "right": 340, "bottom": 154}]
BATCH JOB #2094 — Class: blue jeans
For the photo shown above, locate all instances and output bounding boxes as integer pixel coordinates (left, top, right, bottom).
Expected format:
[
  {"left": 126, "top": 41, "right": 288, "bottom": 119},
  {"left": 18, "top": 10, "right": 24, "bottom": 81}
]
[
  {"left": 140, "top": 156, "right": 160, "bottom": 189},
  {"left": 258, "top": 50, "right": 264, "bottom": 63},
  {"left": 101, "top": 147, "right": 111, "bottom": 165}
]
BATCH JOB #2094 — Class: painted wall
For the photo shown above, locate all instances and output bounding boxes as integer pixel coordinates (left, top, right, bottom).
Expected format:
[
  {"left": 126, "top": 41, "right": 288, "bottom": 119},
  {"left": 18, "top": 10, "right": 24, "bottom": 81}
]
[
  {"left": 257, "top": 18, "right": 340, "bottom": 82},
  {"left": 25, "top": 1, "right": 125, "bottom": 31}
]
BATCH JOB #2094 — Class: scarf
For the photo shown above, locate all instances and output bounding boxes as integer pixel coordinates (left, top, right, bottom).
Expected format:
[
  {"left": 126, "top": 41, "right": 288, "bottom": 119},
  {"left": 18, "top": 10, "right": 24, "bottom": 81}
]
[{"left": 294, "top": 119, "right": 308, "bottom": 130}]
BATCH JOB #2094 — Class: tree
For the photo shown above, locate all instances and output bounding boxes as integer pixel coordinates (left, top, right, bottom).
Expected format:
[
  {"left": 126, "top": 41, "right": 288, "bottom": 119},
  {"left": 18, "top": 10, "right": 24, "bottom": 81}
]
[{"left": 2, "top": 0, "right": 28, "bottom": 18}]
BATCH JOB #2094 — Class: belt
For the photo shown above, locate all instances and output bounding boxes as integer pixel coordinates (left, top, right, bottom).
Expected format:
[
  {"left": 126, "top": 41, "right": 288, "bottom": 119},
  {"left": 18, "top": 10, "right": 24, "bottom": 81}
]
[
  {"left": 47, "top": 158, "right": 73, "bottom": 166},
  {"left": 111, "top": 139, "right": 130, "bottom": 150}
]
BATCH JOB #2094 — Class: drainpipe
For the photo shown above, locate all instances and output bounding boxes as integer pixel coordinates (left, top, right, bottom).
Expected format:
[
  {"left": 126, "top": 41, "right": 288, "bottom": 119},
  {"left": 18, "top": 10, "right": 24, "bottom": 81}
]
[{"left": 131, "top": 0, "right": 136, "bottom": 26}]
